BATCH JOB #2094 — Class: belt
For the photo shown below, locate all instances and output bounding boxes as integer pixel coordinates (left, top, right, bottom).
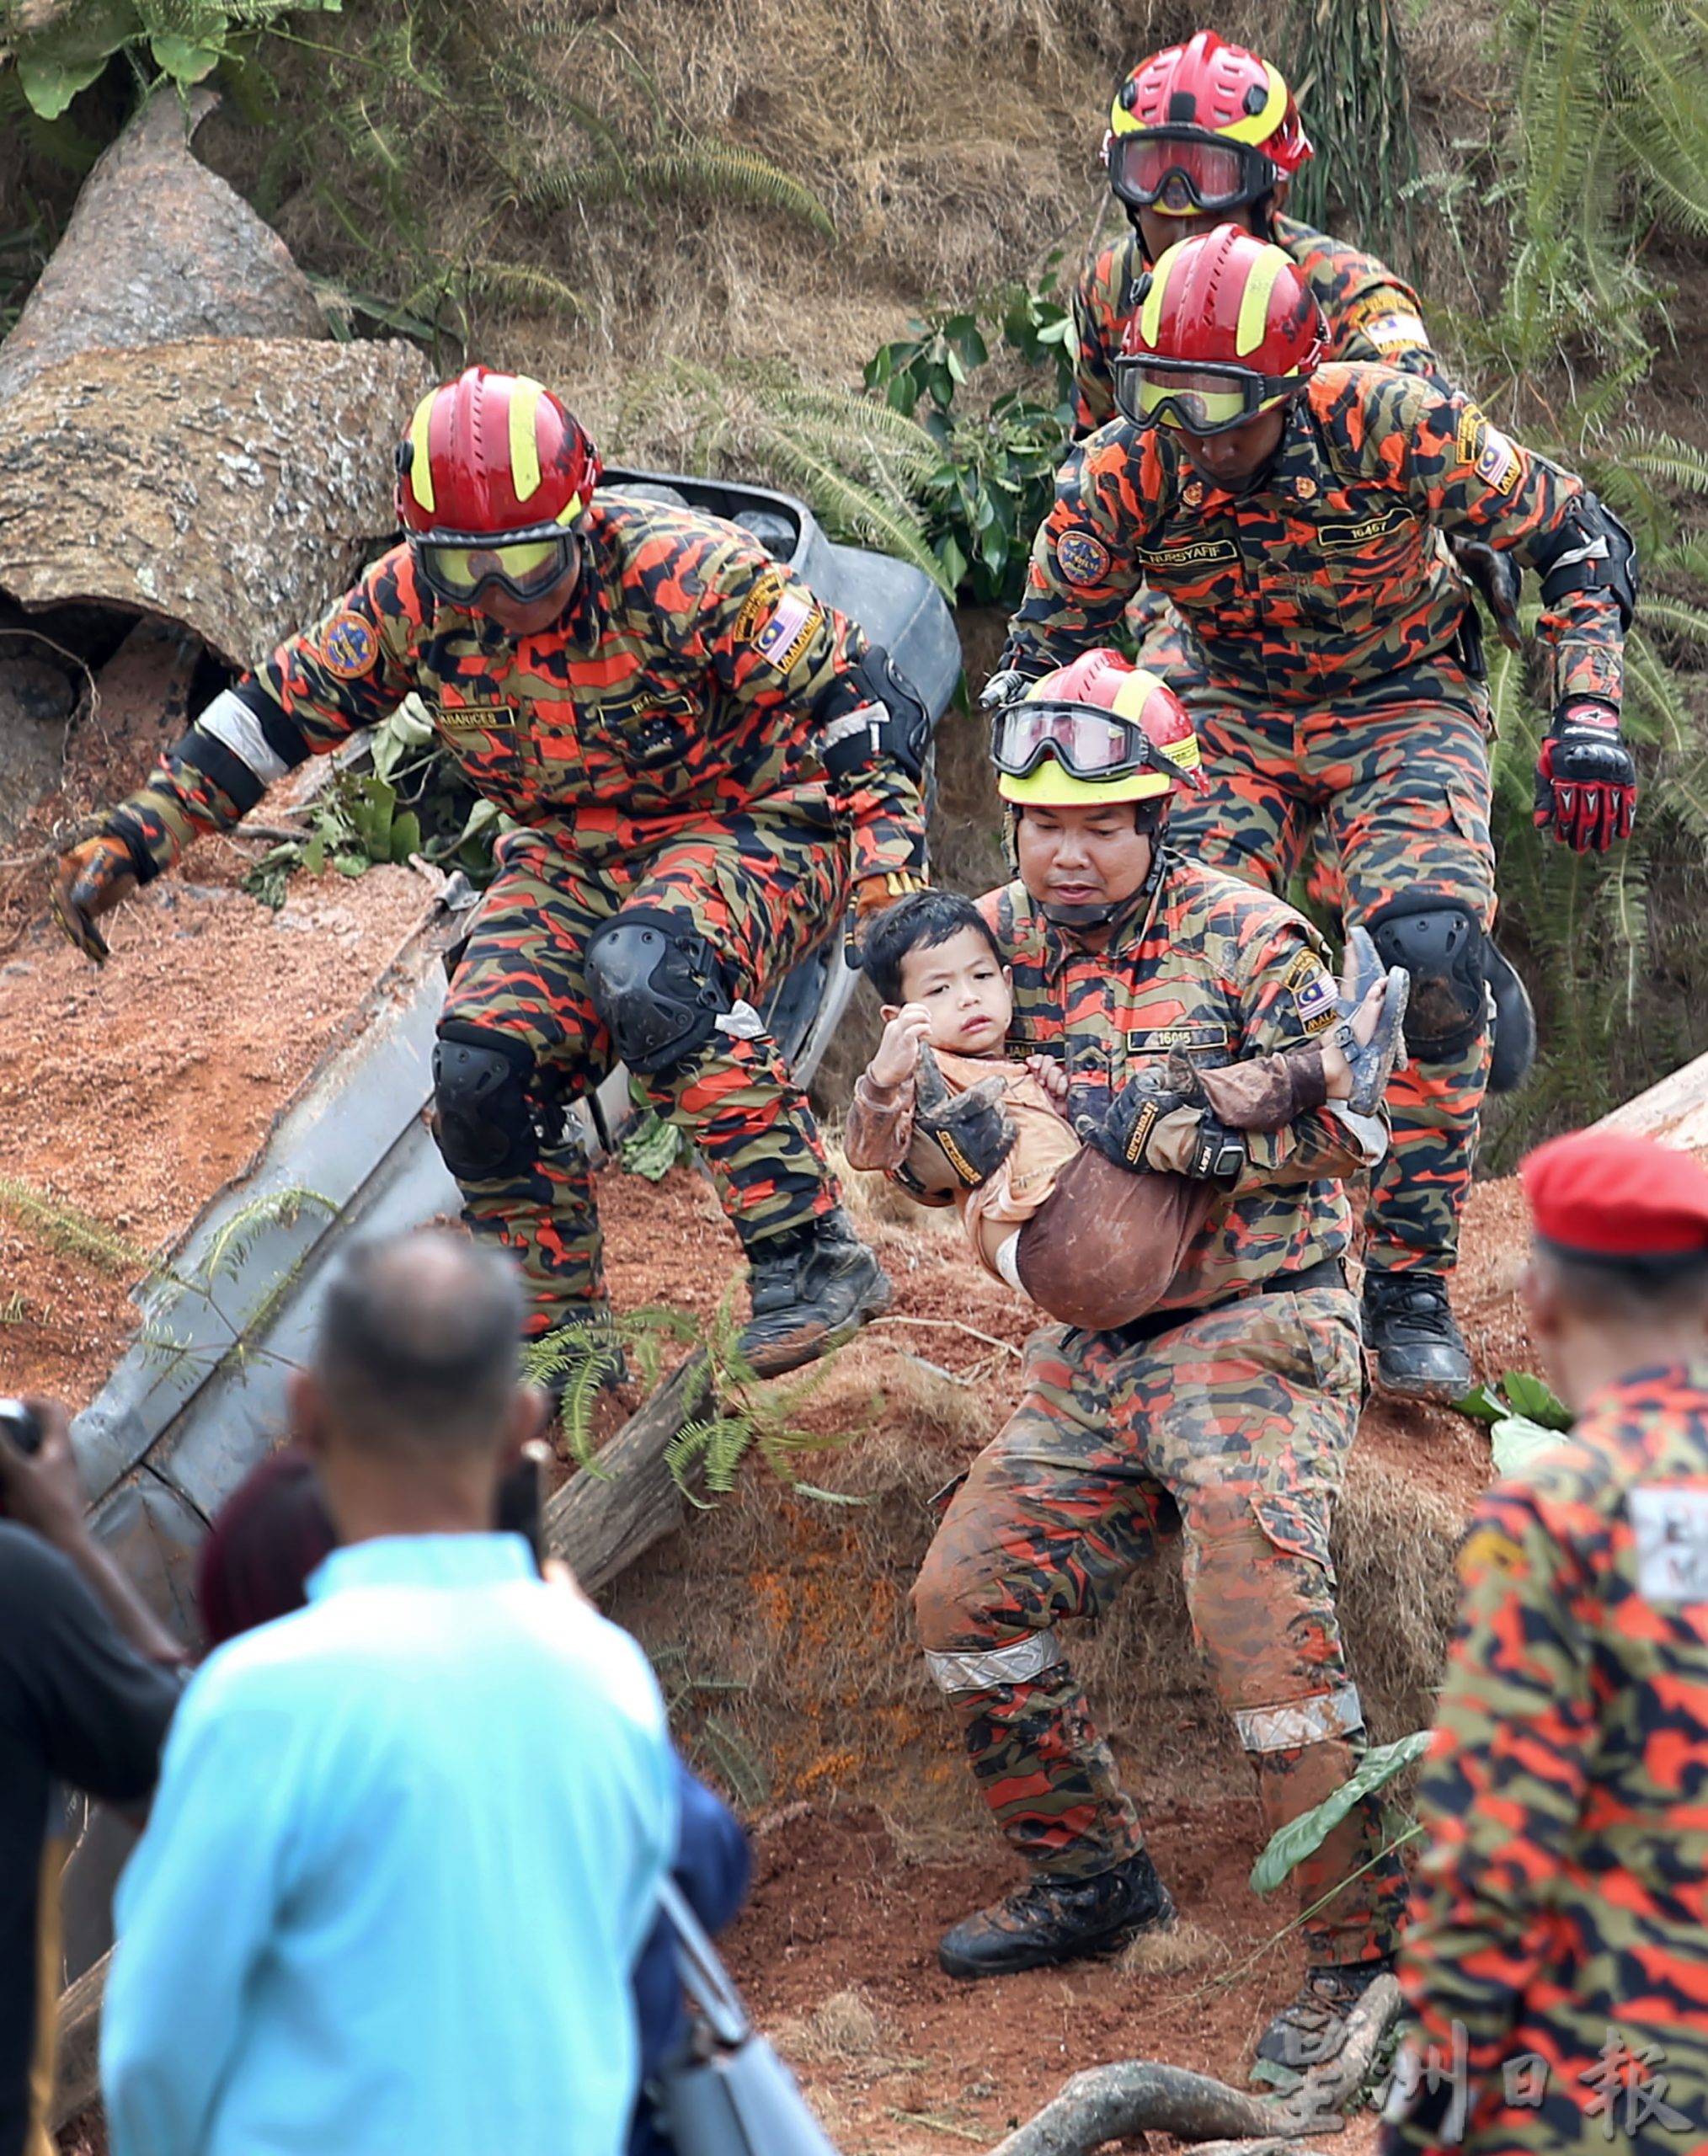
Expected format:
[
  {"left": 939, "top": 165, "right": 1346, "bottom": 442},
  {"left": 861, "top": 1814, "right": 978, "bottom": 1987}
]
[{"left": 1083, "top": 1253, "right": 1348, "bottom": 1354}]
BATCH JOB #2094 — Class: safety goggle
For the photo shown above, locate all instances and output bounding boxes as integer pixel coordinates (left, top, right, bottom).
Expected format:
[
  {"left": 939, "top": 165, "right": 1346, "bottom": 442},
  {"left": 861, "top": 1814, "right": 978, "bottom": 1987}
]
[
  {"left": 410, "top": 531, "right": 579, "bottom": 606},
  {"left": 1106, "top": 129, "right": 1274, "bottom": 213},
  {"left": 1112, "top": 355, "right": 1301, "bottom": 436},
  {"left": 991, "top": 700, "right": 1166, "bottom": 782}
]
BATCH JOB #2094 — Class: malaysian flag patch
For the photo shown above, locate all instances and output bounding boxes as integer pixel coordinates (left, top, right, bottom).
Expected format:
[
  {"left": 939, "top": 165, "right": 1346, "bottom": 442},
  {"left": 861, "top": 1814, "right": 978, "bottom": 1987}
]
[{"left": 753, "top": 590, "right": 823, "bottom": 672}]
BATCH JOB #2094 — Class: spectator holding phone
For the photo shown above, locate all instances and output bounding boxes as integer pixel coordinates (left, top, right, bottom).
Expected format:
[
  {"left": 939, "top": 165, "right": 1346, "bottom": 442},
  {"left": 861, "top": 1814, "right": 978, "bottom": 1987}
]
[
  {"left": 101, "top": 1231, "right": 679, "bottom": 2156},
  {"left": 0, "top": 1400, "right": 184, "bottom": 2156}
]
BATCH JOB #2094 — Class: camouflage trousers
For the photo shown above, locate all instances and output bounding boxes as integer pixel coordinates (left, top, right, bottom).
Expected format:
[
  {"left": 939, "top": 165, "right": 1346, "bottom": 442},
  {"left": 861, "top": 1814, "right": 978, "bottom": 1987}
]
[
  {"left": 440, "top": 801, "right": 850, "bottom": 1335},
  {"left": 1163, "top": 684, "right": 1496, "bottom": 1277},
  {"left": 912, "top": 1285, "right": 1406, "bottom": 1967}
]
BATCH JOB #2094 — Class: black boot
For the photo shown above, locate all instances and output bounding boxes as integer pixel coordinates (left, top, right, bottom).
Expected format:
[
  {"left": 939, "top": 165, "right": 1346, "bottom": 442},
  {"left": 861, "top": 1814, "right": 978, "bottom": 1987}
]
[
  {"left": 1253, "top": 1956, "right": 1396, "bottom": 2084},
  {"left": 739, "top": 1208, "right": 891, "bottom": 1376},
  {"left": 937, "top": 1849, "right": 1177, "bottom": 1980},
  {"left": 1362, "top": 1267, "right": 1471, "bottom": 1403}
]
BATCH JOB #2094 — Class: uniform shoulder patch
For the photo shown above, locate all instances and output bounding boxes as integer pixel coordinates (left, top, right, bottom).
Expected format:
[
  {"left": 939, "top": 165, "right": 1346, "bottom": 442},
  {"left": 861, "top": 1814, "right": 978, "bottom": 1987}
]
[
  {"left": 733, "top": 564, "right": 789, "bottom": 642},
  {"left": 1357, "top": 308, "right": 1429, "bottom": 353},
  {"left": 1460, "top": 1522, "right": 1526, "bottom": 1583},
  {"left": 1055, "top": 528, "right": 1112, "bottom": 586},
  {"left": 320, "top": 609, "right": 380, "bottom": 680},
  {"left": 1455, "top": 402, "right": 1521, "bottom": 495},
  {"left": 1290, "top": 958, "right": 1339, "bottom": 1036},
  {"left": 749, "top": 582, "right": 825, "bottom": 673}
]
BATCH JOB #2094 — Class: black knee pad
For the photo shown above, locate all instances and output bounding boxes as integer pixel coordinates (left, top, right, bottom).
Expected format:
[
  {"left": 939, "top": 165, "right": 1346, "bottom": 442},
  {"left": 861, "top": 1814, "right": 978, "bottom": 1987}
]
[
  {"left": 1367, "top": 898, "right": 1488, "bottom": 1064},
  {"left": 584, "top": 907, "right": 734, "bottom": 1076},
  {"left": 432, "top": 1023, "right": 538, "bottom": 1181}
]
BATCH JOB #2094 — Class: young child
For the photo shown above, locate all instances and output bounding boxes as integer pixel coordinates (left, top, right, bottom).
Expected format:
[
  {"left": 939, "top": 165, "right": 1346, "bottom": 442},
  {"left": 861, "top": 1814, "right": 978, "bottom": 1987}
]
[{"left": 845, "top": 890, "right": 1403, "bottom": 1329}]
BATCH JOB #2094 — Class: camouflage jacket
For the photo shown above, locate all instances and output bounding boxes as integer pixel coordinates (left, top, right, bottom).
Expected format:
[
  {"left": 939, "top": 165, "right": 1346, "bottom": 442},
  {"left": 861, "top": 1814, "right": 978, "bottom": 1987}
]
[
  {"left": 1070, "top": 210, "right": 1443, "bottom": 435},
  {"left": 1005, "top": 365, "right": 1625, "bottom": 714},
  {"left": 1396, "top": 1364, "right": 1708, "bottom": 2148},
  {"left": 109, "top": 499, "right": 926, "bottom": 883},
  {"left": 975, "top": 848, "right": 1382, "bottom": 1310}
]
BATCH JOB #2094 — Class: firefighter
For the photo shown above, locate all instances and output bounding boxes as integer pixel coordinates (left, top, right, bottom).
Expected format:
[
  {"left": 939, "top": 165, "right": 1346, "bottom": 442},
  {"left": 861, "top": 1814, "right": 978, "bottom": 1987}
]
[
  {"left": 51, "top": 367, "right": 930, "bottom": 1371},
  {"left": 1073, "top": 29, "right": 1444, "bottom": 439},
  {"left": 908, "top": 655, "right": 1407, "bottom": 2073},
  {"left": 991, "top": 227, "right": 1636, "bottom": 1400},
  {"left": 1387, "top": 1129, "right": 1708, "bottom": 2156}
]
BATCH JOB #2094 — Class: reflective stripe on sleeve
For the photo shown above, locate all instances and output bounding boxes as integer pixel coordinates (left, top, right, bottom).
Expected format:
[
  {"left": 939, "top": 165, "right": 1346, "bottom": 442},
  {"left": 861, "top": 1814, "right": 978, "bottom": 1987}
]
[
  {"left": 924, "top": 1629, "right": 1064, "bottom": 1695},
  {"left": 197, "top": 688, "right": 292, "bottom": 785},
  {"left": 1233, "top": 1683, "right": 1364, "bottom": 1754}
]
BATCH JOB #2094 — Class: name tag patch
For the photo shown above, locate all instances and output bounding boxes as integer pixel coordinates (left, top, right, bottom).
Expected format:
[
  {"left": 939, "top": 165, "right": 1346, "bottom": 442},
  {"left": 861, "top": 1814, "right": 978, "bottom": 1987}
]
[
  {"left": 436, "top": 702, "right": 515, "bottom": 732},
  {"left": 1631, "top": 1486, "right": 1708, "bottom": 1604},
  {"left": 1136, "top": 537, "right": 1240, "bottom": 571}
]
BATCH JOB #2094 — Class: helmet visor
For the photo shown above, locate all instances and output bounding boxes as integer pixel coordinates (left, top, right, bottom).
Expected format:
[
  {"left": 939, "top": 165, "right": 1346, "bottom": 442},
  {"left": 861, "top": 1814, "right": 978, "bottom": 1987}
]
[
  {"left": 1113, "top": 357, "right": 1298, "bottom": 435},
  {"left": 412, "top": 533, "right": 578, "bottom": 606},
  {"left": 991, "top": 701, "right": 1158, "bottom": 782},
  {"left": 1108, "top": 130, "right": 1268, "bottom": 212}
]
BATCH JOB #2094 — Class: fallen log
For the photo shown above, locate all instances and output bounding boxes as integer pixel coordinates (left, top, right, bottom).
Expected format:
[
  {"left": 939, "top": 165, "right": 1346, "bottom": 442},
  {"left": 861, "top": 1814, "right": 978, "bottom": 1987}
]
[
  {"left": 544, "top": 1352, "right": 714, "bottom": 1594},
  {"left": 985, "top": 1974, "right": 1401, "bottom": 2156}
]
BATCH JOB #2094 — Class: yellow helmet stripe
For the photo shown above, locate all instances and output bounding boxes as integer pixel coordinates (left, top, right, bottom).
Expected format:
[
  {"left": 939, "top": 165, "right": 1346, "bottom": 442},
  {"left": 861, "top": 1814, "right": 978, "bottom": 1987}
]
[
  {"left": 553, "top": 494, "right": 584, "bottom": 527},
  {"left": 1138, "top": 239, "right": 1191, "bottom": 350},
  {"left": 1216, "top": 61, "right": 1289, "bottom": 147},
  {"left": 1235, "top": 246, "right": 1289, "bottom": 358},
  {"left": 407, "top": 391, "right": 438, "bottom": 515},
  {"left": 508, "top": 376, "right": 547, "bottom": 504}
]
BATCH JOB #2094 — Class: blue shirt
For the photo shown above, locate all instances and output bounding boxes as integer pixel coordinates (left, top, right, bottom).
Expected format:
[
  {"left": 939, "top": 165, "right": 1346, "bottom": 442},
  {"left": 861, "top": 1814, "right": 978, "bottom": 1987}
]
[{"left": 101, "top": 1534, "right": 676, "bottom": 2156}]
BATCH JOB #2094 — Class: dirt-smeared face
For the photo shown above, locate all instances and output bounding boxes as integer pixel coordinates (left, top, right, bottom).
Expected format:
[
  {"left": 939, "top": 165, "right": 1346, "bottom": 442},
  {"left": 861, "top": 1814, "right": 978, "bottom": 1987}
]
[
  {"left": 1014, "top": 800, "right": 1155, "bottom": 915},
  {"left": 895, "top": 925, "right": 1013, "bottom": 1056}
]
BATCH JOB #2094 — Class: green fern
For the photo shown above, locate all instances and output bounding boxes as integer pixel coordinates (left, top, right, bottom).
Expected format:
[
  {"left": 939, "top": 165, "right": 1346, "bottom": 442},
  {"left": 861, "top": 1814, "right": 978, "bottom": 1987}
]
[
  {"left": 201, "top": 1187, "right": 339, "bottom": 1283},
  {"left": 0, "top": 1177, "right": 152, "bottom": 1276}
]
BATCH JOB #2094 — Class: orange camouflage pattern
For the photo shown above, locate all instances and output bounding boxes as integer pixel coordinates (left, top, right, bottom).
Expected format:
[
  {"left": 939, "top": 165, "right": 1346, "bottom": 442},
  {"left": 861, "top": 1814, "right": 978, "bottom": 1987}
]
[
  {"left": 1394, "top": 1364, "right": 1708, "bottom": 2156},
  {"left": 103, "top": 498, "right": 926, "bottom": 1334},
  {"left": 908, "top": 850, "right": 1401, "bottom": 1960},
  {"left": 1071, "top": 209, "right": 1443, "bottom": 435}
]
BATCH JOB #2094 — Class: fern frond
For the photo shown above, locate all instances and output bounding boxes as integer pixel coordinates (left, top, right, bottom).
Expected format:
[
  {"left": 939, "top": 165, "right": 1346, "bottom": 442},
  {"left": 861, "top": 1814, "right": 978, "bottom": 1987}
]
[
  {"left": 463, "top": 261, "right": 584, "bottom": 317},
  {"left": 1623, "top": 628, "right": 1700, "bottom": 750},
  {"left": 200, "top": 1187, "right": 338, "bottom": 1284},
  {"left": 1615, "top": 428, "right": 1708, "bottom": 495},
  {"left": 0, "top": 1177, "right": 152, "bottom": 1276},
  {"left": 632, "top": 143, "right": 835, "bottom": 240}
]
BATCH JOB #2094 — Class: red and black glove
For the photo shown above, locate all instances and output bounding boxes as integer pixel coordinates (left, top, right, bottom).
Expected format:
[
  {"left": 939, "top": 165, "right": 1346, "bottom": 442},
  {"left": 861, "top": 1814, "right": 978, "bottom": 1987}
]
[{"left": 1533, "top": 699, "right": 1636, "bottom": 852}]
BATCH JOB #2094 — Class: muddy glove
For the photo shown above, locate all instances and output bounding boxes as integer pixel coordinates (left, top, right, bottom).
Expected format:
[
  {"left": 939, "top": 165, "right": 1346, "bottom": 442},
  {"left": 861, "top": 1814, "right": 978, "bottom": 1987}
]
[
  {"left": 1450, "top": 536, "right": 1524, "bottom": 654},
  {"left": 1336, "top": 925, "right": 1411, "bottom": 1116},
  {"left": 847, "top": 868, "right": 929, "bottom": 969},
  {"left": 51, "top": 832, "right": 140, "bottom": 965},
  {"left": 1533, "top": 697, "right": 1636, "bottom": 852},
  {"left": 1078, "top": 1073, "right": 1245, "bottom": 1182},
  {"left": 910, "top": 1043, "right": 1016, "bottom": 1188}
]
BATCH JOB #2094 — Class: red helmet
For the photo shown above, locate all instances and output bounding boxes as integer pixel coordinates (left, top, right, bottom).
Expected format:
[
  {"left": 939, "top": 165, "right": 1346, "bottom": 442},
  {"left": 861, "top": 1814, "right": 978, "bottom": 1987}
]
[
  {"left": 991, "top": 649, "right": 1208, "bottom": 807},
  {"left": 1113, "top": 226, "right": 1326, "bottom": 435},
  {"left": 1105, "top": 31, "right": 1312, "bottom": 221},
  {"left": 394, "top": 368, "right": 601, "bottom": 607}
]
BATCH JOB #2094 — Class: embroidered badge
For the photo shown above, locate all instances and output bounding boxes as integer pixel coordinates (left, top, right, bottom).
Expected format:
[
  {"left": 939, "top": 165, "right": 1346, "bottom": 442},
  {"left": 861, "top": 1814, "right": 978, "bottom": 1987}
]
[
  {"left": 1291, "top": 962, "right": 1340, "bottom": 1035},
  {"left": 1359, "top": 309, "right": 1428, "bottom": 351},
  {"left": 1055, "top": 529, "right": 1112, "bottom": 586},
  {"left": 1124, "top": 1024, "right": 1230, "bottom": 1053},
  {"left": 1317, "top": 506, "right": 1416, "bottom": 551},
  {"left": 734, "top": 566, "right": 789, "bottom": 642},
  {"left": 1475, "top": 425, "right": 1520, "bottom": 494},
  {"left": 1455, "top": 403, "right": 1488, "bottom": 468},
  {"left": 321, "top": 610, "right": 379, "bottom": 680},
  {"left": 753, "top": 589, "right": 823, "bottom": 672},
  {"left": 1631, "top": 1486, "right": 1708, "bottom": 1604}
]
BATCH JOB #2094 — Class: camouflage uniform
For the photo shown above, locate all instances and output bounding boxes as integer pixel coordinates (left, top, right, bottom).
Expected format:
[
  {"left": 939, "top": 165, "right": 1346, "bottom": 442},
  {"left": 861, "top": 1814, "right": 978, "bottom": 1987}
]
[
  {"left": 1394, "top": 1364, "right": 1708, "bottom": 2155},
  {"left": 1071, "top": 209, "right": 1442, "bottom": 438},
  {"left": 106, "top": 498, "right": 925, "bottom": 1331},
  {"left": 911, "top": 849, "right": 1407, "bottom": 1965},
  {"left": 1003, "top": 364, "right": 1626, "bottom": 1276}
]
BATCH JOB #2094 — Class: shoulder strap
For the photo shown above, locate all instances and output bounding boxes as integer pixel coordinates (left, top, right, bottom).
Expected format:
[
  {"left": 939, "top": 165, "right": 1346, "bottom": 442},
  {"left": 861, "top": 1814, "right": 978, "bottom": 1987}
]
[{"left": 660, "top": 1875, "right": 751, "bottom": 2047}]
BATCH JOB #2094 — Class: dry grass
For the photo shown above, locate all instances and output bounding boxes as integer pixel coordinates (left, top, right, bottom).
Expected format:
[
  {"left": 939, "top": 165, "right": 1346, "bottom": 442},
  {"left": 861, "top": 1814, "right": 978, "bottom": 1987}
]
[{"left": 775, "top": 1985, "right": 893, "bottom": 2064}]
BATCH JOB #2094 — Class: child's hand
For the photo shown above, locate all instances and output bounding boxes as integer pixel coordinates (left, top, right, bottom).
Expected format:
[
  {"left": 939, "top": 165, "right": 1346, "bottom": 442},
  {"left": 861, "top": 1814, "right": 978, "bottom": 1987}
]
[
  {"left": 870, "top": 1002, "right": 933, "bottom": 1087},
  {"left": 1026, "top": 1053, "right": 1070, "bottom": 1113}
]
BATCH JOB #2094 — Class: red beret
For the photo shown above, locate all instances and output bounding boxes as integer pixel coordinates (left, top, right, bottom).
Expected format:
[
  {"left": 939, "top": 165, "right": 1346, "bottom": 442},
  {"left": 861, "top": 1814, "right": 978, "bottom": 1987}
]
[{"left": 1520, "top": 1129, "right": 1708, "bottom": 1259}]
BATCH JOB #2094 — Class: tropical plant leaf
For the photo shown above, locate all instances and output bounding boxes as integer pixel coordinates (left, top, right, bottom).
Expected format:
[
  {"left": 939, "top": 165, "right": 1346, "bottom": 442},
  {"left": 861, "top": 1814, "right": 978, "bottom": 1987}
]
[
  {"left": 1491, "top": 1413, "right": 1568, "bottom": 1477},
  {"left": 1251, "top": 1732, "right": 1432, "bottom": 1894},
  {"left": 1500, "top": 1369, "right": 1573, "bottom": 1429}
]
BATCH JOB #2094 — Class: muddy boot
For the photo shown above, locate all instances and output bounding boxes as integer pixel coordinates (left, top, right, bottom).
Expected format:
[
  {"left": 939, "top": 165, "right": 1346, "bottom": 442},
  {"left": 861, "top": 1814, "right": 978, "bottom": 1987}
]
[
  {"left": 1362, "top": 1267, "right": 1471, "bottom": 1403},
  {"left": 937, "top": 1849, "right": 1177, "bottom": 1980},
  {"left": 739, "top": 1208, "right": 891, "bottom": 1376},
  {"left": 1252, "top": 1956, "right": 1396, "bottom": 2088}
]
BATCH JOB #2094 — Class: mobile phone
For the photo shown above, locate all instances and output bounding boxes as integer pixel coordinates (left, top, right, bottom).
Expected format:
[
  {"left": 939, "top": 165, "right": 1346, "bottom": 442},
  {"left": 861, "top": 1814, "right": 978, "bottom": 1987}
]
[
  {"left": 0, "top": 1400, "right": 43, "bottom": 1457},
  {"left": 494, "top": 1438, "right": 549, "bottom": 1571}
]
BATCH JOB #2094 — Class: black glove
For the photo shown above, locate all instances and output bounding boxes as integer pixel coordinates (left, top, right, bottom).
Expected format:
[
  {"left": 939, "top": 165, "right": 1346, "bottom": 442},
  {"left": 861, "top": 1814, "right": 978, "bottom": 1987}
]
[
  {"left": 1077, "top": 1074, "right": 1246, "bottom": 1181},
  {"left": 1533, "top": 697, "right": 1636, "bottom": 852},
  {"left": 912, "top": 1045, "right": 1017, "bottom": 1188}
]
